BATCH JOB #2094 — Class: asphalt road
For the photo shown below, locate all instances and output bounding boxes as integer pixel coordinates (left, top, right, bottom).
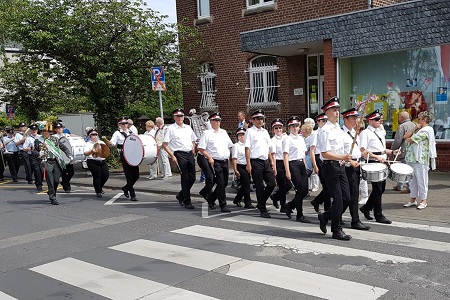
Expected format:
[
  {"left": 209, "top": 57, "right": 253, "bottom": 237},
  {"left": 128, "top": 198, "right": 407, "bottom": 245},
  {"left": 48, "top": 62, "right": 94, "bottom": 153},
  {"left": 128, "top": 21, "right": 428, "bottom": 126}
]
[{"left": 0, "top": 182, "right": 450, "bottom": 300}]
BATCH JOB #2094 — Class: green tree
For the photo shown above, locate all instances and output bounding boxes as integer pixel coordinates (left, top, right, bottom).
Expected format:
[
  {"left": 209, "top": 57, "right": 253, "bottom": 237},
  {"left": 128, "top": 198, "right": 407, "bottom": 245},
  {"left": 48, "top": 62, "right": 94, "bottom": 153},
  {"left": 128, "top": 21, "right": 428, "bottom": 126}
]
[{"left": 7, "top": 0, "right": 195, "bottom": 135}]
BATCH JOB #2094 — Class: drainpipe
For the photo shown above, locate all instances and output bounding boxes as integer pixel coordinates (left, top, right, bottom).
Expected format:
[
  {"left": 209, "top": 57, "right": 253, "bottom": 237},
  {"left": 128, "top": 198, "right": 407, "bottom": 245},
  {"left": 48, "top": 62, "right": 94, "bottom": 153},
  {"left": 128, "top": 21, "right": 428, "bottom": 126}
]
[{"left": 368, "top": 0, "right": 373, "bottom": 8}]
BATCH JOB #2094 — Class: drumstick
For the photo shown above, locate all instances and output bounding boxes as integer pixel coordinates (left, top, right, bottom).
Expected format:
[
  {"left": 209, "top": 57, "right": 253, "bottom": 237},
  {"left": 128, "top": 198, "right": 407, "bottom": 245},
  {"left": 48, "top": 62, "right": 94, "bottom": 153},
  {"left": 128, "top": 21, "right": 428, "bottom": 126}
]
[
  {"left": 393, "top": 146, "right": 401, "bottom": 163},
  {"left": 289, "top": 180, "right": 297, "bottom": 192},
  {"left": 175, "top": 161, "right": 182, "bottom": 175}
]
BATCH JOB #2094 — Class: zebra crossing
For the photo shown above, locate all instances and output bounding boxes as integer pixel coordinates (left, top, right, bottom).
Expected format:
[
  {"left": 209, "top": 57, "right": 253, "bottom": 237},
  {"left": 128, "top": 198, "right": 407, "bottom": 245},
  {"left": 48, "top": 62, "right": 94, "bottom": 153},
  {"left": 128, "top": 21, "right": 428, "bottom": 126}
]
[{"left": 1, "top": 213, "right": 449, "bottom": 300}]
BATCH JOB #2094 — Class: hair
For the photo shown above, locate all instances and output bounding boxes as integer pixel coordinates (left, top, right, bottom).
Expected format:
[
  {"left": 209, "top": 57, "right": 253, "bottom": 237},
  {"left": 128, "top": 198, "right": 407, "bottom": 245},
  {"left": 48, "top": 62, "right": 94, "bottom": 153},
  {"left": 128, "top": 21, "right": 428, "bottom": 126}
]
[
  {"left": 399, "top": 111, "right": 410, "bottom": 119},
  {"left": 301, "top": 123, "right": 313, "bottom": 137},
  {"left": 155, "top": 117, "right": 164, "bottom": 124},
  {"left": 418, "top": 111, "right": 432, "bottom": 123},
  {"left": 303, "top": 118, "right": 315, "bottom": 126},
  {"left": 145, "top": 120, "right": 155, "bottom": 128}
]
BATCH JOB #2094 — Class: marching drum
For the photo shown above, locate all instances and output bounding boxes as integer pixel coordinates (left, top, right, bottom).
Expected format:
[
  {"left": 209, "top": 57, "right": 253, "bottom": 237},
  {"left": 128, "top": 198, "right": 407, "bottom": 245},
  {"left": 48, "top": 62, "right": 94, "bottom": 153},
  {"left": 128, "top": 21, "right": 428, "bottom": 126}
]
[
  {"left": 389, "top": 162, "right": 414, "bottom": 183},
  {"left": 59, "top": 136, "right": 86, "bottom": 164},
  {"left": 123, "top": 134, "right": 158, "bottom": 166},
  {"left": 360, "top": 163, "right": 388, "bottom": 183}
]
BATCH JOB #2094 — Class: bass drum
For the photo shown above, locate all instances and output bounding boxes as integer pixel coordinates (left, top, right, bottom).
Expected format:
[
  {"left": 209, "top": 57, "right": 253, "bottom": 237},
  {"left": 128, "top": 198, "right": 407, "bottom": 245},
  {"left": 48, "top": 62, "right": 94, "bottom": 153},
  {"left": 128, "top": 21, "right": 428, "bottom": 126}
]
[
  {"left": 59, "top": 136, "right": 86, "bottom": 164},
  {"left": 123, "top": 134, "right": 159, "bottom": 166}
]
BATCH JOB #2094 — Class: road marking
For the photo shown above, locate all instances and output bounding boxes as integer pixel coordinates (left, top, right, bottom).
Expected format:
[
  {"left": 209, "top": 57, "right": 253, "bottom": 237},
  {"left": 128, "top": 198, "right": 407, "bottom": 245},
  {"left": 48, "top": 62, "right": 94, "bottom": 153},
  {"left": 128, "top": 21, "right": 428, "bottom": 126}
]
[
  {"left": 373, "top": 220, "right": 450, "bottom": 234},
  {"left": 30, "top": 258, "right": 218, "bottom": 300},
  {"left": 172, "top": 225, "right": 424, "bottom": 264},
  {"left": 0, "top": 291, "right": 17, "bottom": 299},
  {"left": 222, "top": 215, "right": 450, "bottom": 253},
  {"left": 0, "top": 214, "right": 147, "bottom": 250},
  {"left": 0, "top": 180, "right": 13, "bottom": 185},
  {"left": 201, "top": 202, "right": 257, "bottom": 219},
  {"left": 110, "top": 239, "right": 388, "bottom": 300}
]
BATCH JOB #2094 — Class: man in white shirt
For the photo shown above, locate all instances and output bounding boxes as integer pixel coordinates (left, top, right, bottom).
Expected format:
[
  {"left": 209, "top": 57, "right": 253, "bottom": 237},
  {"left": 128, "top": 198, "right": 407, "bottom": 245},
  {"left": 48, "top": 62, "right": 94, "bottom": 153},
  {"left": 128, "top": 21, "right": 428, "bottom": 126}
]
[
  {"left": 162, "top": 108, "right": 197, "bottom": 209},
  {"left": 14, "top": 122, "right": 32, "bottom": 183},
  {"left": 198, "top": 112, "right": 233, "bottom": 212},
  {"left": 244, "top": 109, "right": 276, "bottom": 218},
  {"left": 22, "top": 124, "right": 43, "bottom": 191}
]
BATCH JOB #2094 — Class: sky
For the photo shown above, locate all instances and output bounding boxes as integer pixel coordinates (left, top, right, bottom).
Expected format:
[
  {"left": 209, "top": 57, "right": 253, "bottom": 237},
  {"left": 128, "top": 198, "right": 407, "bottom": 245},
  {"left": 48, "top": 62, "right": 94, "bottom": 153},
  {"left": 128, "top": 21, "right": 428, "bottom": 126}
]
[{"left": 146, "top": 0, "right": 177, "bottom": 24}]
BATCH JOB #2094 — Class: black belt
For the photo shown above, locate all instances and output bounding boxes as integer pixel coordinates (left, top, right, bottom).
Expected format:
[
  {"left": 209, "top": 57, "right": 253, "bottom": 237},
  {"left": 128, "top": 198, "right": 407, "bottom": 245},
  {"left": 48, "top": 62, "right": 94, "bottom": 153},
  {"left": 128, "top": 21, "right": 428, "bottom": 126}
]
[
  {"left": 174, "top": 150, "right": 191, "bottom": 155},
  {"left": 250, "top": 158, "right": 266, "bottom": 162},
  {"left": 322, "top": 160, "right": 341, "bottom": 165},
  {"left": 371, "top": 152, "right": 382, "bottom": 155},
  {"left": 289, "top": 159, "right": 303, "bottom": 162},
  {"left": 213, "top": 159, "right": 227, "bottom": 162},
  {"left": 351, "top": 158, "right": 358, "bottom": 161},
  {"left": 117, "top": 144, "right": 123, "bottom": 149}
]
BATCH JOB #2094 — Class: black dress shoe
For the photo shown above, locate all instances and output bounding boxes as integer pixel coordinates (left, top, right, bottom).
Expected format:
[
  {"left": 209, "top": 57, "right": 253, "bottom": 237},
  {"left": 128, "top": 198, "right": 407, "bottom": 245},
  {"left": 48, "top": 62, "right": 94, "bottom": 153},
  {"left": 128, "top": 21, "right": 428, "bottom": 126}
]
[
  {"left": 244, "top": 204, "right": 255, "bottom": 209},
  {"left": 359, "top": 206, "right": 373, "bottom": 220},
  {"left": 270, "top": 194, "right": 279, "bottom": 209},
  {"left": 28, "top": 181, "right": 33, "bottom": 184},
  {"left": 185, "top": 204, "right": 195, "bottom": 209},
  {"left": 13, "top": 179, "right": 19, "bottom": 182},
  {"left": 280, "top": 208, "right": 286, "bottom": 213},
  {"left": 64, "top": 189, "right": 71, "bottom": 193},
  {"left": 318, "top": 213, "right": 328, "bottom": 234},
  {"left": 36, "top": 186, "right": 43, "bottom": 192},
  {"left": 221, "top": 206, "right": 231, "bottom": 213},
  {"left": 296, "top": 215, "right": 311, "bottom": 223},
  {"left": 310, "top": 200, "right": 320, "bottom": 213},
  {"left": 332, "top": 230, "right": 352, "bottom": 241},
  {"left": 351, "top": 220, "right": 370, "bottom": 230},
  {"left": 96, "top": 193, "right": 103, "bottom": 198},
  {"left": 101, "top": 189, "right": 105, "bottom": 194},
  {"left": 176, "top": 194, "right": 184, "bottom": 206},
  {"left": 233, "top": 199, "right": 243, "bottom": 207},
  {"left": 51, "top": 199, "right": 59, "bottom": 205},
  {"left": 130, "top": 197, "right": 138, "bottom": 201},
  {"left": 199, "top": 190, "right": 207, "bottom": 200},
  {"left": 260, "top": 211, "right": 271, "bottom": 218},
  {"left": 208, "top": 202, "right": 216, "bottom": 209},
  {"left": 121, "top": 187, "right": 129, "bottom": 198},
  {"left": 340, "top": 220, "right": 346, "bottom": 226},
  {"left": 375, "top": 215, "right": 392, "bottom": 224}
]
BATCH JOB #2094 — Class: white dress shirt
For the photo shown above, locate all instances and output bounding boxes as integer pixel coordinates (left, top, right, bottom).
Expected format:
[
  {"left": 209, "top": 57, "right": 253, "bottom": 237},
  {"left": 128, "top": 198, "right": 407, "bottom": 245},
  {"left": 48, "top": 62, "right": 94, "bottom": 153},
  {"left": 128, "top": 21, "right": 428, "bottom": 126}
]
[
  {"left": 164, "top": 123, "right": 197, "bottom": 152},
  {"left": 198, "top": 128, "right": 233, "bottom": 160},
  {"left": 342, "top": 125, "right": 362, "bottom": 160},
  {"left": 271, "top": 134, "right": 287, "bottom": 160},
  {"left": 359, "top": 125, "right": 387, "bottom": 159},
  {"left": 232, "top": 141, "right": 246, "bottom": 165},
  {"left": 283, "top": 133, "right": 307, "bottom": 161},
  {"left": 244, "top": 126, "right": 271, "bottom": 160},
  {"left": 317, "top": 121, "right": 346, "bottom": 161}
]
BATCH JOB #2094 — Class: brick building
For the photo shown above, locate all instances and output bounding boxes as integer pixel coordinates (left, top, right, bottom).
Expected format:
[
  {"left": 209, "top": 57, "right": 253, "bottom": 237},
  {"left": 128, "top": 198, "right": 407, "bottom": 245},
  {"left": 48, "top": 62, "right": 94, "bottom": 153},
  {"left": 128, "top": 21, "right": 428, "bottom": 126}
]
[{"left": 176, "top": 0, "right": 450, "bottom": 170}]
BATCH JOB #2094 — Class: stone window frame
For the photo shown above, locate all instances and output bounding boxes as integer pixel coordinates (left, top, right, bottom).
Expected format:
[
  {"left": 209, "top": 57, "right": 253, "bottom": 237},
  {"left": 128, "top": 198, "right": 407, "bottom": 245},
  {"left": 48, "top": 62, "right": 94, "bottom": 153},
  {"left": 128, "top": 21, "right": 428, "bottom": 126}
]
[
  {"left": 198, "top": 62, "right": 218, "bottom": 111},
  {"left": 246, "top": 55, "right": 279, "bottom": 109}
]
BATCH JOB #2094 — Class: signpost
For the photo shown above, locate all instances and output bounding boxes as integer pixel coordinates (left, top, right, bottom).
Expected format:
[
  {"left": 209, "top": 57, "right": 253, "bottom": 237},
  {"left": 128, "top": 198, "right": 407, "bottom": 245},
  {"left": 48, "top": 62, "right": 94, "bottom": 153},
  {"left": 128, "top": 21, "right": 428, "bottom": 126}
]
[{"left": 151, "top": 67, "right": 166, "bottom": 118}]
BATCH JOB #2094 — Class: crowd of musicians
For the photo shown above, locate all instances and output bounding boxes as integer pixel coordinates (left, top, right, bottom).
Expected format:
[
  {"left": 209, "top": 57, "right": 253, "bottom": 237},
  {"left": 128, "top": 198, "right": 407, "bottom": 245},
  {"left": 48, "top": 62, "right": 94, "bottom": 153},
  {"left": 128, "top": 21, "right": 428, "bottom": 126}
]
[{"left": 1, "top": 100, "right": 437, "bottom": 240}]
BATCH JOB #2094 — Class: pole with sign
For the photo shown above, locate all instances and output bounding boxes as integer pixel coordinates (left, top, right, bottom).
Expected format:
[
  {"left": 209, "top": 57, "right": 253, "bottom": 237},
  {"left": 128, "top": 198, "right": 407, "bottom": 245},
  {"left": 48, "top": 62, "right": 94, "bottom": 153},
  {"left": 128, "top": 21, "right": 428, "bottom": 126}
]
[{"left": 151, "top": 66, "right": 166, "bottom": 118}]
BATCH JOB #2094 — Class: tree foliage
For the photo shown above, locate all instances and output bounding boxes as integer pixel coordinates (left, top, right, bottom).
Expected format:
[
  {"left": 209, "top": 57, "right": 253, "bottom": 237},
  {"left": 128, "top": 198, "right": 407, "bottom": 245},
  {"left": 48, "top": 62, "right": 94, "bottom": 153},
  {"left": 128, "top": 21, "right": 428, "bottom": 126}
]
[{"left": 4, "top": 0, "right": 198, "bottom": 135}]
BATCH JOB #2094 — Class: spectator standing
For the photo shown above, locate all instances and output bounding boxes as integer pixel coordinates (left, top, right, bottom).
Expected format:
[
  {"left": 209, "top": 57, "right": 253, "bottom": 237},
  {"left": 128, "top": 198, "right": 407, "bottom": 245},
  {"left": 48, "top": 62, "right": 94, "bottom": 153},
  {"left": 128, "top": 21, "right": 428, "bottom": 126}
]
[
  {"left": 144, "top": 120, "right": 158, "bottom": 180},
  {"left": 154, "top": 117, "right": 172, "bottom": 179}
]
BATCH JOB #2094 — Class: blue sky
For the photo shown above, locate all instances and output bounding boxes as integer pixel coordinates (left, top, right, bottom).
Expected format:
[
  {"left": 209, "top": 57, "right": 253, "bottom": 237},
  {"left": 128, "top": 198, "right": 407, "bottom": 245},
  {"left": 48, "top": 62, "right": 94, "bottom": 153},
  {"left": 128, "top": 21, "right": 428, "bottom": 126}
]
[{"left": 146, "top": 0, "right": 177, "bottom": 24}]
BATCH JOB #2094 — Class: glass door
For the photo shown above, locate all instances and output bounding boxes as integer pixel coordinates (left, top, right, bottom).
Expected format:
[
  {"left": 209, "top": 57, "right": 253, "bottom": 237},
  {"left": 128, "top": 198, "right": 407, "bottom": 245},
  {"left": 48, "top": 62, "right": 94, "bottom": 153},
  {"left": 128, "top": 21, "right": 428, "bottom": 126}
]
[{"left": 307, "top": 54, "right": 324, "bottom": 118}]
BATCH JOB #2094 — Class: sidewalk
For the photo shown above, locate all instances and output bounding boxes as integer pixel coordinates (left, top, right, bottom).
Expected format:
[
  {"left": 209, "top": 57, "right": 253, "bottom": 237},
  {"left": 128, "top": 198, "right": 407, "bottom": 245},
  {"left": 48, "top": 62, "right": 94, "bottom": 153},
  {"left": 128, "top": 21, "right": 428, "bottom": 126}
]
[{"left": 71, "top": 167, "right": 450, "bottom": 224}]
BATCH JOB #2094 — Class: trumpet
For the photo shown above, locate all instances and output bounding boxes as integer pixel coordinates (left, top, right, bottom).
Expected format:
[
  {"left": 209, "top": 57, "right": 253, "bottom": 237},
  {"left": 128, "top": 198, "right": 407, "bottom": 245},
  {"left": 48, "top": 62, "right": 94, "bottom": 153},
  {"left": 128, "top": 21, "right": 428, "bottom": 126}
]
[{"left": 38, "top": 139, "right": 49, "bottom": 161}]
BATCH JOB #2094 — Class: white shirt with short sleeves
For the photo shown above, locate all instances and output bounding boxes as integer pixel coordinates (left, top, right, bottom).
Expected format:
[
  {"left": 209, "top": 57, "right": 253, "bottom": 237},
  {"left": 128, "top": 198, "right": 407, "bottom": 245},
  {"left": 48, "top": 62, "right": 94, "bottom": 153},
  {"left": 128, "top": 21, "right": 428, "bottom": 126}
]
[
  {"left": 164, "top": 123, "right": 197, "bottom": 152},
  {"left": 244, "top": 126, "right": 271, "bottom": 160},
  {"left": 14, "top": 132, "right": 25, "bottom": 150},
  {"left": 23, "top": 134, "right": 40, "bottom": 154},
  {"left": 317, "top": 121, "right": 346, "bottom": 161},
  {"left": 283, "top": 133, "right": 307, "bottom": 161},
  {"left": 359, "top": 125, "right": 387, "bottom": 159},
  {"left": 271, "top": 134, "right": 287, "bottom": 160},
  {"left": 342, "top": 126, "right": 362, "bottom": 160},
  {"left": 198, "top": 128, "right": 233, "bottom": 160},
  {"left": 232, "top": 141, "right": 246, "bottom": 165},
  {"left": 84, "top": 140, "right": 107, "bottom": 161},
  {"left": 110, "top": 130, "right": 127, "bottom": 146}
]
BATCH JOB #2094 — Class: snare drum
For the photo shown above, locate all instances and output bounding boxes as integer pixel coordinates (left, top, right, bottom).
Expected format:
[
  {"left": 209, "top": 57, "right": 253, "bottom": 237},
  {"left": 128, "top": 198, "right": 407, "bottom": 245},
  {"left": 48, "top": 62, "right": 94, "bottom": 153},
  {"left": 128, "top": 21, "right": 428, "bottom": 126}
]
[
  {"left": 389, "top": 163, "right": 413, "bottom": 183},
  {"left": 123, "top": 134, "right": 159, "bottom": 166},
  {"left": 360, "top": 163, "right": 388, "bottom": 183},
  {"left": 59, "top": 136, "right": 86, "bottom": 164}
]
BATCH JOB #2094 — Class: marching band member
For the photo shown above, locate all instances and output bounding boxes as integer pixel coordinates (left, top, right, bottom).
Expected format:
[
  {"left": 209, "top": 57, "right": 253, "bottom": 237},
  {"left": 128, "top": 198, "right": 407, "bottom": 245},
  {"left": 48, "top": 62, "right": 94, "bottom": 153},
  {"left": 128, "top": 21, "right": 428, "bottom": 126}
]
[
  {"left": 162, "top": 108, "right": 197, "bottom": 209},
  {"left": 53, "top": 122, "right": 74, "bottom": 193},
  {"left": 232, "top": 127, "right": 254, "bottom": 208},
  {"left": 23, "top": 124, "right": 43, "bottom": 192},
  {"left": 283, "top": 116, "right": 310, "bottom": 223},
  {"left": 1, "top": 128, "right": 19, "bottom": 182},
  {"left": 317, "top": 97, "right": 352, "bottom": 240},
  {"left": 109, "top": 117, "right": 139, "bottom": 201},
  {"left": 244, "top": 109, "right": 276, "bottom": 218},
  {"left": 83, "top": 129, "right": 109, "bottom": 198},
  {"left": 144, "top": 120, "right": 158, "bottom": 180},
  {"left": 269, "top": 118, "right": 288, "bottom": 212},
  {"left": 359, "top": 109, "right": 398, "bottom": 224},
  {"left": 14, "top": 122, "right": 32, "bottom": 183},
  {"left": 310, "top": 113, "right": 330, "bottom": 213},
  {"left": 198, "top": 112, "right": 234, "bottom": 212},
  {"left": 341, "top": 108, "right": 370, "bottom": 230},
  {"left": 39, "top": 125, "right": 72, "bottom": 205}
]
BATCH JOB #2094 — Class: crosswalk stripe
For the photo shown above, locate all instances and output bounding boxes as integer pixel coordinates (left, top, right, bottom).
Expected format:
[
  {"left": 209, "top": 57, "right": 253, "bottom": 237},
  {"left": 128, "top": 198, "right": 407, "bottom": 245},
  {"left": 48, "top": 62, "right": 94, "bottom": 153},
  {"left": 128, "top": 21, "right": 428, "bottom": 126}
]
[
  {"left": 222, "top": 215, "right": 450, "bottom": 253},
  {"left": 110, "top": 239, "right": 388, "bottom": 300},
  {"left": 30, "top": 258, "right": 218, "bottom": 300},
  {"left": 373, "top": 220, "right": 450, "bottom": 234},
  {"left": 172, "top": 225, "right": 424, "bottom": 263},
  {"left": 0, "top": 291, "right": 17, "bottom": 299}
]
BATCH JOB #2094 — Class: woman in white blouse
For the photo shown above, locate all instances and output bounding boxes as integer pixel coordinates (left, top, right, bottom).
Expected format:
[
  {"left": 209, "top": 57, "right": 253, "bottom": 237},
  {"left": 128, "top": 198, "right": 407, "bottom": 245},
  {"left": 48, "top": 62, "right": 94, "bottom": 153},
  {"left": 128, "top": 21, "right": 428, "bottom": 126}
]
[{"left": 83, "top": 129, "right": 109, "bottom": 198}]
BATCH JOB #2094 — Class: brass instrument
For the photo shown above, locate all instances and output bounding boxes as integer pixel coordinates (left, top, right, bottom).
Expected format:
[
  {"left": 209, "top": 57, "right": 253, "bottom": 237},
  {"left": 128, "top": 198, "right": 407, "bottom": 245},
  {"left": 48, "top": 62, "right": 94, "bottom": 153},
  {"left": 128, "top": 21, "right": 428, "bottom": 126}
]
[{"left": 38, "top": 139, "right": 49, "bottom": 162}]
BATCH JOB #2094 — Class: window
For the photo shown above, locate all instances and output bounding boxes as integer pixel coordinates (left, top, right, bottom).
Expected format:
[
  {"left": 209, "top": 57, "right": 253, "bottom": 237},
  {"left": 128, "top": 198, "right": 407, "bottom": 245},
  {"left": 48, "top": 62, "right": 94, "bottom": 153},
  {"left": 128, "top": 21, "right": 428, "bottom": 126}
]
[
  {"left": 247, "top": 56, "right": 279, "bottom": 108},
  {"left": 247, "top": 0, "right": 274, "bottom": 8},
  {"left": 198, "top": 0, "right": 210, "bottom": 18},
  {"left": 198, "top": 63, "right": 217, "bottom": 110}
]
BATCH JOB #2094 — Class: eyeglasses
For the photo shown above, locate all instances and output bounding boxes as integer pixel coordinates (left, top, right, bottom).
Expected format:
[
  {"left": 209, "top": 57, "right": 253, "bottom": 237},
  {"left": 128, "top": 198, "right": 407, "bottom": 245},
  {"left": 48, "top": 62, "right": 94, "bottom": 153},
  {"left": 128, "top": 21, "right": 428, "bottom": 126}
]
[
  {"left": 318, "top": 119, "right": 327, "bottom": 123},
  {"left": 119, "top": 122, "right": 128, "bottom": 125}
]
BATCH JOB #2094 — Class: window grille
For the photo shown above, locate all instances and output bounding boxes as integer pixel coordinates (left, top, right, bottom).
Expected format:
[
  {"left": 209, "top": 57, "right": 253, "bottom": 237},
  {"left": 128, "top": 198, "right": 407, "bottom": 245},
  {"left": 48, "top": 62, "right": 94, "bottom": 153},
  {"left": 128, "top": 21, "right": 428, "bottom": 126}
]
[
  {"left": 198, "top": 63, "right": 217, "bottom": 111},
  {"left": 247, "top": 0, "right": 274, "bottom": 8},
  {"left": 246, "top": 56, "right": 279, "bottom": 109}
]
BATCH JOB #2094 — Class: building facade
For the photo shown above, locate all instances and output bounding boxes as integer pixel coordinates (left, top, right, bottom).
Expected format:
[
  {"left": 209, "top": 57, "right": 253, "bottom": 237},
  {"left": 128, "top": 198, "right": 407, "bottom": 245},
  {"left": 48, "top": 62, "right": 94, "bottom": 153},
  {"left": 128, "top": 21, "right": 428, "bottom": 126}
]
[{"left": 176, "top": 0, "right": 450, "bottom": 170}]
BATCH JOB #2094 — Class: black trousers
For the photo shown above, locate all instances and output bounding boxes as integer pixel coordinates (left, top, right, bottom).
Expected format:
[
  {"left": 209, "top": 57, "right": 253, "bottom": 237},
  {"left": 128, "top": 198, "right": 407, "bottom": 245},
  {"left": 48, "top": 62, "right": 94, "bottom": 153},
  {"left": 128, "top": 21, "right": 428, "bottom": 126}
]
[
  {"left": 344, "top": 166, "right": 361, "bottom": 223},
  {"left": 313, "top": 154, "right": 331, "bottom": 211},
  {"left": 363, "top": 180, "right": 386, "bottom": 218},
  {"left": 322, "top": 161, "right": 350, "bottom": 233},
  {"left": 45, "top": 160, "right": 61, "bottom": 201},
  {"left": 174, "top": 151, "right": 196, "bottom": 205},
  {"left": 272, "top": 160, "right": 288, "bottom": 209},
  {"left": 20, "top": 151, "right": 33, "bottom": 182},
  {"left": 61, "top": 163, "right": 74, "bottom": 192},
  {"left": 3, "top": 153, "right": 19, "bottom": 180},
  {"left": 235, "top": 164, "right": 252, "bottom": 205},
  {"left": 87, "top": 159, "right": 109, "bottom": 194},
  {"left": 120, "top": 153, "right": 140, "bottom": 198},
  {"left": 30, "top": 155, "right": 43, "bottom": 188},
  {"left": 250, "top": 158, "right": 276, "bottom": 213},
  {"left": 208, "top": 159, "right": 229, "bottom": 208},
  {"left": 197, "top": 154, "right": 214, "bottom": 199},
  {"left": 286, "top": 160, "right": 308, "bottom": 216}
]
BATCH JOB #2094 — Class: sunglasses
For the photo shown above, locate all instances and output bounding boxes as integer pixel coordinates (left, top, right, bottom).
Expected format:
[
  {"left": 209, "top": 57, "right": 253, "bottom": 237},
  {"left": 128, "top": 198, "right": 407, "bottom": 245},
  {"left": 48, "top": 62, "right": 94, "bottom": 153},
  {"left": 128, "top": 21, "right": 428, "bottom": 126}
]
[
  {"left": 318, "top": 119, "right": 327, "bottom": 122},
  {"left": 273, "top": 127, "right": 282, "bottom": 130},
  {"left": 253, "top": 117, "right": 264, "bottom": 120},
  {"left": 90, "top": 133, "right": 98, "bottom": 136},
  {"left": 290, "top": 124, "right": 300, "bottom": 127},
  {"left": 373, "top": 118, "right": 381, "bottom": 121},
  {"left": 119, "top": 122, "right": 128, "bottom": 125}
]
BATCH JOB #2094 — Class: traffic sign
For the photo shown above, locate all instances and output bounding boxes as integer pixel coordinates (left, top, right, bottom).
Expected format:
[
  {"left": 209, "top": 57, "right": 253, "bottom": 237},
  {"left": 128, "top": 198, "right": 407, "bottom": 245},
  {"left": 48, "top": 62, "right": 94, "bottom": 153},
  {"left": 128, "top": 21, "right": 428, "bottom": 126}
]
[
  {"left": 151, "top": 66, "right": 166, "bottom": 91},
  {"left": 5, "top": 105, "right": 15, "bottom": 120}
]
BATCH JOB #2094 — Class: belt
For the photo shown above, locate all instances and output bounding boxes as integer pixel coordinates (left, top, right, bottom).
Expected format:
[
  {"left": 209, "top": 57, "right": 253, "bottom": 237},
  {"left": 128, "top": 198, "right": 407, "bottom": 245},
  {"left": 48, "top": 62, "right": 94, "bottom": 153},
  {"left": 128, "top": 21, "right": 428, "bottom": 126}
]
[
  {"left": 174, "top": 150, "right": 191, "bottom": 154},
  {"left": 250, "top": 158, "right": 267, "bottom": 162},
  {"left": 289, "top": 159, "right": 303, "bottom": 162},
  {"left": 371, "top": 151, "right": 384, "bottom": 155},
  {"left": 213, "top": 158, "right": 227, "bottom": 162},
  {"left": 322, "top": 160, "right": 341, "bottom": 165},
  {"left": 117, "top": 144, "right": 123, "bottom": 149}
]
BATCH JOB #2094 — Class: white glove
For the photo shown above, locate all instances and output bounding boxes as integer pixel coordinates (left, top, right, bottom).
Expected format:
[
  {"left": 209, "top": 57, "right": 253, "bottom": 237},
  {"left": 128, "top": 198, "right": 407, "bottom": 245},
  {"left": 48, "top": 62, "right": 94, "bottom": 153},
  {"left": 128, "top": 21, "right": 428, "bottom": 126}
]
[
  {"left": 69, "top": 156, "right": 74, "bottom": 161},
  {"left": 39, "top": 150, "right": 45, "bottom": 157}
]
